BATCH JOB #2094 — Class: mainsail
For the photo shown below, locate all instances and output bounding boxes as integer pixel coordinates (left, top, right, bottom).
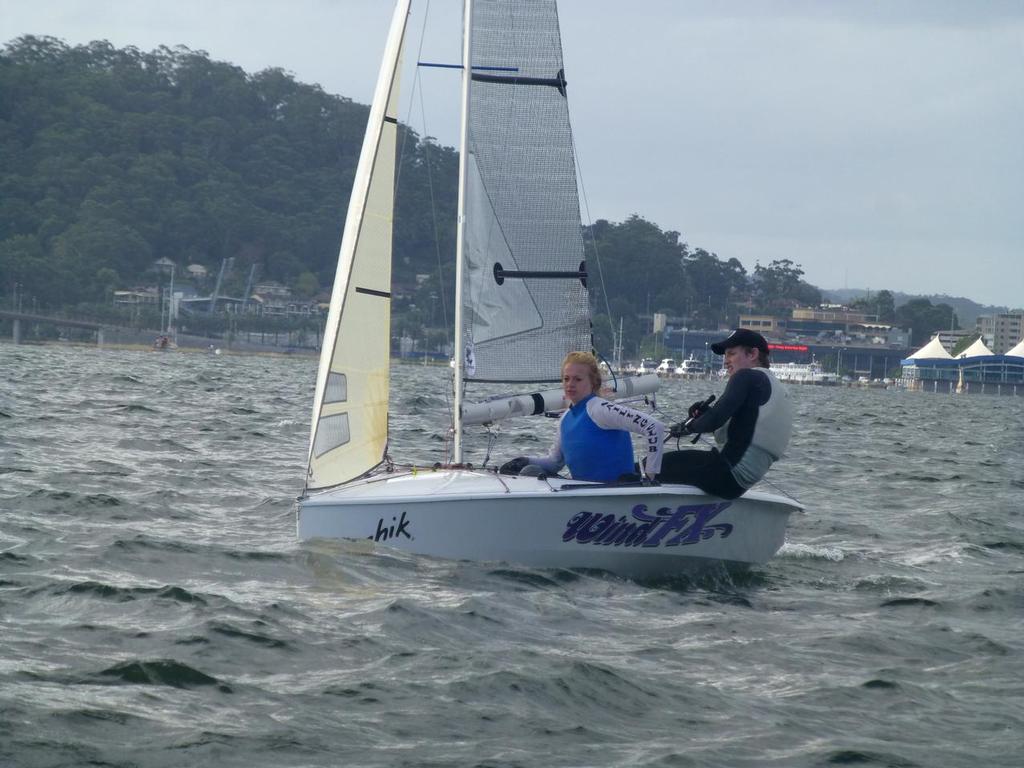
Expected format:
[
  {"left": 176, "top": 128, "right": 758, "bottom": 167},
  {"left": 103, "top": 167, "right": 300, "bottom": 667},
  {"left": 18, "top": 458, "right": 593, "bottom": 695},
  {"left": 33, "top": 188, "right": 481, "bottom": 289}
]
[
  {"left": 461, "top": 0, "right": 591, "bottom": 383},
  {"left": 305, "top": 0, "right": 409, "bottom": 491}
]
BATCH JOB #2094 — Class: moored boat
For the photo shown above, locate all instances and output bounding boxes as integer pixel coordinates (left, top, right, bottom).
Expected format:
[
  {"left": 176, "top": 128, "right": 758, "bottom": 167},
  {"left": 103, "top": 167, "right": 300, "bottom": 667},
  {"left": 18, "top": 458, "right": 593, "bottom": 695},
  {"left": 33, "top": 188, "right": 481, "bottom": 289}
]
[
  {"left": 771, "top": 361, "right": 839, "bottom": 385},
  {"left": 675, "top": 354, "right": 708, "bottom": 379}
]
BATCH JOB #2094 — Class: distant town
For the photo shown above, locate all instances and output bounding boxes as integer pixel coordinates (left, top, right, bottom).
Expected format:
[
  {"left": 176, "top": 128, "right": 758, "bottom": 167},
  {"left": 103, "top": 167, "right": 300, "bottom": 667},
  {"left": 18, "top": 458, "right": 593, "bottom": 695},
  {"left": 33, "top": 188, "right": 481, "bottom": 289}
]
[{"left": 4, "top": 252, "right": 1021, "bottom": 396}]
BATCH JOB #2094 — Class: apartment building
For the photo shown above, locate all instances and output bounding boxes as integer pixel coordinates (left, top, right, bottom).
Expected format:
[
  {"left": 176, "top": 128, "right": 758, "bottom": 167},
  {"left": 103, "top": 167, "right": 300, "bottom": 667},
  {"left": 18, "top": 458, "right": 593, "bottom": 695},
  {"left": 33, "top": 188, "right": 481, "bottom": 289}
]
[{"left": 976, "top": 312, "right": 1024, "bottom": 354}]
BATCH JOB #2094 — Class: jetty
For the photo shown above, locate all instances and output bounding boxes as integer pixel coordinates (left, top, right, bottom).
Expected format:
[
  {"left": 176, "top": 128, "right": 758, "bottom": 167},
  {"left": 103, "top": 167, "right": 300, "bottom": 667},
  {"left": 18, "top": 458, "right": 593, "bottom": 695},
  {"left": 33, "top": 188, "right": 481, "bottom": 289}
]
[{"left": 0, "top": 310, "right": 107, "bottom": 346}]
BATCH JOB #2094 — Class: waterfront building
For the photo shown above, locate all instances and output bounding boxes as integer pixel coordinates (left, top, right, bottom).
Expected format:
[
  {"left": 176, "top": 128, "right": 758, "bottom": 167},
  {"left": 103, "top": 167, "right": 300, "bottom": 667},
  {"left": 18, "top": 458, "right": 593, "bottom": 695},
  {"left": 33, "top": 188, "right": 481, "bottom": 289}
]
[
  {"left": 935, "top": 329, "right": 977, "bottom": 353},
  {"left": 975, "top": 312, "right": 1024, "bottom": 354},
  {"left": 991, "top": 313, "right": 1022, "bottom": 353},
  {"left": 113, "top": 287, "right": 160, "bottom": 307},
  {"left": 737, "top": 315, "right": 783, "bottom": 334},
  {"left": 955, "top": 337, "right": 993, "bottom": 358},
  {"left": 785, "top": 307, "right": 909, "bottom": 348},
  {"left": 901, "top": 334, "right": 1024, "bottom": 395},
  {"left": 906, "top": 335, "right": 952, "bottom": 359},
  {"left": 790, "top": 306, "right": 874, "bottom": 325}
]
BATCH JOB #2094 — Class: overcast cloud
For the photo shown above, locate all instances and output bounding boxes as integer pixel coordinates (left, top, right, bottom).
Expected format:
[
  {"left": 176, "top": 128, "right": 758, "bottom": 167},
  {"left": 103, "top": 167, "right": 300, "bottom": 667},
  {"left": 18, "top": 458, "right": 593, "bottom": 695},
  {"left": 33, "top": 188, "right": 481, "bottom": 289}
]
[{"left": 2, "top": 0, "right": 1021, "bottom": 307}]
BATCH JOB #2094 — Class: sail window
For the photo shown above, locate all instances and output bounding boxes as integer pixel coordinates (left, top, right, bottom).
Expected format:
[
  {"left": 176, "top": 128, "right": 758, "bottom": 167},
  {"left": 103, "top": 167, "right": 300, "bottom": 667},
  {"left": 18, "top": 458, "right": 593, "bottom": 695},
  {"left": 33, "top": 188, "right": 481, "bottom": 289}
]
[
  {"left": 325, "top": 373, "right": 348, "bottom": 403},
  {"left": 313, "top": 413, "right": 351, "bottom": 457}
]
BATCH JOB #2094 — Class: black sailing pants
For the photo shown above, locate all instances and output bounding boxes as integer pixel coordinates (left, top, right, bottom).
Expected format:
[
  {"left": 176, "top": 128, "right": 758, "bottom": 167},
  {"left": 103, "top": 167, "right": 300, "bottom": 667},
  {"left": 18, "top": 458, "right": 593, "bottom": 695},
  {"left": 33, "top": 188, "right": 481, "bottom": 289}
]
[{"left": 655, "top": 448, "right": 746, "bottom": 500}]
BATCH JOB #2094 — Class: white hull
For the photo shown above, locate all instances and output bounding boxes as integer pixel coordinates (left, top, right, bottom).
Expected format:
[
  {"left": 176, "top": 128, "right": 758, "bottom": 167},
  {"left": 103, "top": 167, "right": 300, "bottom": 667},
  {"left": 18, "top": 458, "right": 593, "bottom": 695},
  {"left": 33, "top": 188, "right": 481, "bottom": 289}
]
[
  {"left": 297, "top": 469, "right": 800, "bottom": 578},
  {"left": 674, "top": 368, "right": 707, "bottom": 379},
  {"left": 772, "top": 363, "right": 839, "bottom": 386}
]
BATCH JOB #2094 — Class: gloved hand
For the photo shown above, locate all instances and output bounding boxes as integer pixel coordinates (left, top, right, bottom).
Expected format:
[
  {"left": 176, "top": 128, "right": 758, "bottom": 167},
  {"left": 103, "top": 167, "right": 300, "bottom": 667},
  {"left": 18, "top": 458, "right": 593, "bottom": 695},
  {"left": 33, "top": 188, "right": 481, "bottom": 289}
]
[
  {"left": 499, "top": 456, "right": 529, "bottom": 475},
  {"left": 687, "top": 398, "right": 711, "bottom": 419},
  {"left": 669, "top": 420, "right": 694, "bottom": 439}
]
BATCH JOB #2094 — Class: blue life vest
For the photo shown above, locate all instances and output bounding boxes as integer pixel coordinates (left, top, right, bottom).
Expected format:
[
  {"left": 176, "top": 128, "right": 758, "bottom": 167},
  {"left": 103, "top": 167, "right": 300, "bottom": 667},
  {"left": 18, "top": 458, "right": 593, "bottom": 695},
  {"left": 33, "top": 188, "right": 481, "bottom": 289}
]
[{"left": 561, "top": 395, "right": 635, "bottom": 482}]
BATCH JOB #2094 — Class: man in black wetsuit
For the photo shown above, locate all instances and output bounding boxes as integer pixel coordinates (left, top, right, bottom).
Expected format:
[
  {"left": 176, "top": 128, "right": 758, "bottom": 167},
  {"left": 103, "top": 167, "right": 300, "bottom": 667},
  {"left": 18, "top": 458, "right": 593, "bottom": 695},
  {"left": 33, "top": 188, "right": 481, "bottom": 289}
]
[{"left": 657, "top": 328, "right": 793, "bottom": 499}]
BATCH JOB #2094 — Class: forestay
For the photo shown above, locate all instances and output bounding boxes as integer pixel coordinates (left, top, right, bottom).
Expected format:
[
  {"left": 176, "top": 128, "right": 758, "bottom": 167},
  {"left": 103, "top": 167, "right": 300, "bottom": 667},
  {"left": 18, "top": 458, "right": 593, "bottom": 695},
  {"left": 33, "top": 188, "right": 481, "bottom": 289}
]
[
  {"left": 305, "top": 1, "right": 410, "bottom": 491},
  {"left": 461, "top": 0, "right": 590, "bottom": 384}
]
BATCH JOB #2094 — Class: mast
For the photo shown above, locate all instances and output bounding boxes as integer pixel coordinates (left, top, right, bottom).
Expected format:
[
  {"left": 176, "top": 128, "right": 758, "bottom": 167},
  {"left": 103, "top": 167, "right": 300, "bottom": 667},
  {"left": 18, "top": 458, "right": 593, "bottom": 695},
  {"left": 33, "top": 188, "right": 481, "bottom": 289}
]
[
  {"left": 166, "top": 264, "right": 175, "bottom": 335},
  {"left": 210, "top": 257, "right": 229, "bottom": 313},
  {"left": 242, "top": 263, "right": 256, "bottom": 313},
  {"left": 452, "top": 0, "right": 473, "bottom": 463},
  {"left": 616, "top": 317, "right": 623, "bottom": 372}
]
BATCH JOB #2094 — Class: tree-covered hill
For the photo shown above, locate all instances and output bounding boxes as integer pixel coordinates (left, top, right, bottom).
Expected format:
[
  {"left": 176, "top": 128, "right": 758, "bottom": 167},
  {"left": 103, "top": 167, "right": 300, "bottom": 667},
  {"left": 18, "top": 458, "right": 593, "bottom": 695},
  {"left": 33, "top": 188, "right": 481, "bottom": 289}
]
[
  {"left": 0, "top": 35, "right": 458, "bottom": 311},
  {"left": 823, "top": 289, "right": 1012, "bottom": 328},
  {"left": 18, "top": 36, "right": 974, "bottom": 356}
]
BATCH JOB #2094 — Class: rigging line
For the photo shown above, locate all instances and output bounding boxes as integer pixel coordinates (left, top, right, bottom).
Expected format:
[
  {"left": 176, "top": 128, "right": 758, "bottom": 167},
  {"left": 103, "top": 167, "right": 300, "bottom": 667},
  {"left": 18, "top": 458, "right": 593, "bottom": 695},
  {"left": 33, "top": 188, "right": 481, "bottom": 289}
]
[
  {"left": 394, "top": 0, "right": 431, "bottom": 210},
  {"left": 596, "top": 350, "right": 618, "bottom": 393},
  {"left": 481, "top": 423, "right": 497, "bottom": 468},
  {"left": 413, "top": 2, "right": 460, "bottom": 436},
  {"left": 756, "top": 475, "right": 803, "bottom": 506},
  {"left": 406, "top": 0, "right": 450, "bottom": 338},
  {"left": 567, "top": 110, "right": 615, "bottom": 362},
  {"left": 557, "top": 8, "right": 613, "bottom": 352},
  {"left": 399, "top": 1, "right": 455, "bottom": 436},
  {"left": 417, "top": 83, "right": 450, "bottom": 333}
]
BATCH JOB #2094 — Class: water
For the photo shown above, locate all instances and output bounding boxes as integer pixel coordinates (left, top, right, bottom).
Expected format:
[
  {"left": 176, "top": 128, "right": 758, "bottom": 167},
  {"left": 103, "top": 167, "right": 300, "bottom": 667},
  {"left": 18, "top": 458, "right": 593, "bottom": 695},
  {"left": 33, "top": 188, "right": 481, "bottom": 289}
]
[{"left": 1, "top": 344, "right": 1022, "bottom": 768}]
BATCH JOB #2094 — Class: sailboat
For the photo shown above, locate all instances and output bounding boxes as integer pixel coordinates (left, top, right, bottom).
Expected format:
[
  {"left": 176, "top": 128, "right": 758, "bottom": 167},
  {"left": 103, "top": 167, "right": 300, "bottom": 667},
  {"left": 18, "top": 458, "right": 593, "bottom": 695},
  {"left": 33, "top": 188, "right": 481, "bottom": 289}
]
[
  {"left": 296, "top": 0, "right": 801, "bottom": 578},
  {"left": 153, "top": 265, "right": 178, "bottom": 351}
]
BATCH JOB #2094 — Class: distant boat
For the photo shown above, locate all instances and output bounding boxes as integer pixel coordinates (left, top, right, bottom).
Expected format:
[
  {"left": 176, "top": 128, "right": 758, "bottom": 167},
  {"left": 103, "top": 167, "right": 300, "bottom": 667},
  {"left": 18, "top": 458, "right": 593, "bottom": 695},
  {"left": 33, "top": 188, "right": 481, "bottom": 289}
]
[
  {"left": 156, "top": 264, "right": 178, "bottom": 351},
  {"left": 152, "top": 334, "right": 177, "bottom": 351},
  {"left": 655, "top": 358, "right": 677, "bottom": 376},
  {"left": 675, "top": 355, "right": 707, "bottom": 379},
  {"left": 772, "top": 361, "right": 839, "bottom": 386},
  {"left": 635, "top": 358, "right": 658, "bottom": 375}
]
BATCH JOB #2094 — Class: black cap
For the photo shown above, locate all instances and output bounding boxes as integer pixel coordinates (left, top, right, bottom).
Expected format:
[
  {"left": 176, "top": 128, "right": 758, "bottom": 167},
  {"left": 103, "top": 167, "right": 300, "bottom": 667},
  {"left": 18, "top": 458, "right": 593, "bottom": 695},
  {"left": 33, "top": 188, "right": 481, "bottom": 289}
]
[{"left": 710, "top": 328, "right": 769, "bottom": 355}]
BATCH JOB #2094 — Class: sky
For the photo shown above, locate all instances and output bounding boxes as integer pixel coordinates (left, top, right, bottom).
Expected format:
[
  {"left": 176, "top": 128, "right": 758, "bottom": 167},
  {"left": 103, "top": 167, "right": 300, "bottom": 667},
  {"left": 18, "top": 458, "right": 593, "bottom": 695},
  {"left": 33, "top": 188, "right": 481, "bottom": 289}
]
[{"left": 2, "top": 0, "right": 1022, "bottom": 308}]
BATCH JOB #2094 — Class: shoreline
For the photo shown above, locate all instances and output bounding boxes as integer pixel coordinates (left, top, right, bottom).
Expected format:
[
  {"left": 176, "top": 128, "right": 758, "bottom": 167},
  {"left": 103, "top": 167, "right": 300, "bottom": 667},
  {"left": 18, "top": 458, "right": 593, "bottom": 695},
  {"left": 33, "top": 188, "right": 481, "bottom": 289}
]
[
  {"left": 1, "top": 338, "right": 447, "bottom": 364},
  {"left": 0, "top": 336, "right": 319, "bottom": 359}
]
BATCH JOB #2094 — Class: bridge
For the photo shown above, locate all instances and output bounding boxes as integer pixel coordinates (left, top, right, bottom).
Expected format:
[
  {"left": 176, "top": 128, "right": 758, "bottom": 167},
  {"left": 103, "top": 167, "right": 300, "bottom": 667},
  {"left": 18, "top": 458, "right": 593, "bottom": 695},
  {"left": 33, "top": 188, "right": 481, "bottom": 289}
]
[{"left": 0, "top": 310, "right": 108, "bottom": 345}]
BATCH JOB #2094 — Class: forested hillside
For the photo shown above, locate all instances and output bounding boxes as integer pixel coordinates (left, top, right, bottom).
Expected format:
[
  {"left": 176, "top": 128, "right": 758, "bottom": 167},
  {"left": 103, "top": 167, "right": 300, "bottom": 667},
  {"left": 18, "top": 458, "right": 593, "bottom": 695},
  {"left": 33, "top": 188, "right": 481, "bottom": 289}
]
[
  {"left": 10, "top": 37, "right": 972, "bottom": 355},
  {"left": 0, "top": 35, "right": 458, "bottom": 313}
]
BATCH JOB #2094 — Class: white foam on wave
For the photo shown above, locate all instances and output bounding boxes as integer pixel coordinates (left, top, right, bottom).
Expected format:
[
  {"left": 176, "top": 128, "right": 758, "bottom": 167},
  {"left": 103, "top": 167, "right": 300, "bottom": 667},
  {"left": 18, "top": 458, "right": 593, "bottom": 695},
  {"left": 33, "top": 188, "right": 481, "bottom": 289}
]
[
  {"left": 778, "top": 541, "right": 845, "bottom": 561},
  {"left": 891, "top": 543, "right": 966, "bottom": 567}
]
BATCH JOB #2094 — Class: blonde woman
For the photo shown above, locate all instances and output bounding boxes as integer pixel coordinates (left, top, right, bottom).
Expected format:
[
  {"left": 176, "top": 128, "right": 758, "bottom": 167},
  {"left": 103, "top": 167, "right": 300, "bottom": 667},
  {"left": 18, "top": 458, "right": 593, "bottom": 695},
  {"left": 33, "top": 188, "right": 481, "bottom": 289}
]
[{"left": 499, "top": 352, "right": 666, "bottom": 483}]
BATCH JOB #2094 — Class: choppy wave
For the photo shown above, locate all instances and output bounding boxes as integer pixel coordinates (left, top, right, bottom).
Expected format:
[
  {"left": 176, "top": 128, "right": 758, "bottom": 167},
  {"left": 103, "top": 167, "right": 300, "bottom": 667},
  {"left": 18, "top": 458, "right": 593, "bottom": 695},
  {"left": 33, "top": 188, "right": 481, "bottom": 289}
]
[{"left": 0, "top": 345, "right": 1021, "bottom": 767}]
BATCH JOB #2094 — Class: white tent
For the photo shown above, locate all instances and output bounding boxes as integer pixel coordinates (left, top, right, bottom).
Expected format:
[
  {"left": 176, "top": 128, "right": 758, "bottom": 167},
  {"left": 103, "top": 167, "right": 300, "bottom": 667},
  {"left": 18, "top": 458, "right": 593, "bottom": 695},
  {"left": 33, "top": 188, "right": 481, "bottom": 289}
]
[
  {"left": 957, "top": 337, "right": 994, "bottom": 358},
  {"left": 1005, "top": 338, "right": 1024, "bottom": 358},
  {"left": 907, "top": 336, "right": 953, "bottom": 359}
]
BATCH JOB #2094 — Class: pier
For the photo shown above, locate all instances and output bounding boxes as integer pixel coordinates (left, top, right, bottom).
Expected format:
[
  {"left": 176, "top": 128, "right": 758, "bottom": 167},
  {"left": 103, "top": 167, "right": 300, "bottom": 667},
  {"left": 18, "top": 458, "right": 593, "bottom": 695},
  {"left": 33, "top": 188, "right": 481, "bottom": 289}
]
[{"left": 0, "top": 310, "right": 107, "bottom": 346}]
